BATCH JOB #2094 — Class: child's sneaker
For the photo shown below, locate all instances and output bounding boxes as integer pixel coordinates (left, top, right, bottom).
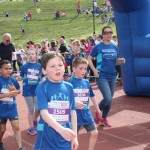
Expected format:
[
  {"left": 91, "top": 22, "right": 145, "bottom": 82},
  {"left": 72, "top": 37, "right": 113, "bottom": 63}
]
[
  {"left": 0, "top": 142, "right": 5, "bottom": 150},
  {"left": 100, "top": 118, "right": 111, "bottom": 127},
  {"left": 28, "top": 127, "right": 37, "bottom": 135},
  {"left": 94, "top": 111, "right": 100, "bottom": 127},
  {"left": 18, "top": 148, "right": 26, "bottom": 150},
  {"left": 33, "top": 120, "right": 38, "bottom": 131}
]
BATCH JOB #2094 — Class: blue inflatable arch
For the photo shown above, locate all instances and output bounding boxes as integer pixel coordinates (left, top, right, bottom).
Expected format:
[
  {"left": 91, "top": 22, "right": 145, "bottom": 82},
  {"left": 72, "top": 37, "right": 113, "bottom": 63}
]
[{"left": 110, "top": 0, "right": 150, "bottom": 96}]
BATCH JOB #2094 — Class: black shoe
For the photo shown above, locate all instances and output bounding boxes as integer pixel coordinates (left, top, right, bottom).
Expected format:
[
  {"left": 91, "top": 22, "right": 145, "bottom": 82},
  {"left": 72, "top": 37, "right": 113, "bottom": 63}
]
[
  {"left": 18, "top": 148, "right": 26, "bottom": 150},
  {"left": 0, "top": 142, "right": 5, "bottom": 150}
]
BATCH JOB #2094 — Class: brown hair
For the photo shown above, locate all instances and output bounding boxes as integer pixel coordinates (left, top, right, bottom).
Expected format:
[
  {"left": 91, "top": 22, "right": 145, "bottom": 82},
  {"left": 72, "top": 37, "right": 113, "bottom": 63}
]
[
  {"left": 72, "top": 57, "right": 88, "bottom": 68},
  {"left": 102, "top": 26, "right": 112, "bottom": 34},
  {"left": 41, "top": 51, "right": 64, "bottom": 69}
]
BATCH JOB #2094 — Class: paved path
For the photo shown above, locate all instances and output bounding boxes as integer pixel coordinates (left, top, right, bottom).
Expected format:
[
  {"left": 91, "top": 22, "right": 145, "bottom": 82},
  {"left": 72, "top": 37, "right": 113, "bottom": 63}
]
[{"left": 3, "top": 82, "right": 150, "bottom": 150}]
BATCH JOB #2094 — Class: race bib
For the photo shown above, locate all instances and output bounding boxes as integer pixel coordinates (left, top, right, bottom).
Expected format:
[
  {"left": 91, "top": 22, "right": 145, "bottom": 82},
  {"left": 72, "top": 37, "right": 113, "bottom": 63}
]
[
  {"left": 48, "top": 101, "right": 70, "bottom": 123},
  {"left": 0, "top": 88, "right": 13, "bottom": 102},
  {"left": 74, "top": 89, "right": 89, "bottom": 109},
  {"left": 27, "top": 69, "right": 39, "bottom": 85}
]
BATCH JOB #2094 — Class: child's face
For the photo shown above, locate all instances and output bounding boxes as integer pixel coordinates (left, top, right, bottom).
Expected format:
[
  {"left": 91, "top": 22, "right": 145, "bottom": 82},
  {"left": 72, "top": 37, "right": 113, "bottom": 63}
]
[
  {"left": 0, "top": 63, "right": 12, "bottom": 78},
  {"left": 27, "top": 50, "right": 37, "bottom": 62},
  {"left": 73, "top": 63, "right": 87, "bottom": 78},
  {"left": 43, "top": 56, "right": 65, "bottom": 82}
]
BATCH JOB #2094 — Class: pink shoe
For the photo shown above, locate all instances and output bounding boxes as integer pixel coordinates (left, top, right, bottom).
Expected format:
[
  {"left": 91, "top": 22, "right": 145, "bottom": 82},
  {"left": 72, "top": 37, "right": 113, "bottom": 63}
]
[{"left": 100, "top": 118, "right": 111, "bottom": 127}]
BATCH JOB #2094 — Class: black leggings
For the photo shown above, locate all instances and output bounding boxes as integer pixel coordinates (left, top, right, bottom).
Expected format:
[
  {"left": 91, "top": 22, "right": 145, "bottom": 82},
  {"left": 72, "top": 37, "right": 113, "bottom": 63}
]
[{"left": 12, "top": 60, "right": 17, "bottom": 72}]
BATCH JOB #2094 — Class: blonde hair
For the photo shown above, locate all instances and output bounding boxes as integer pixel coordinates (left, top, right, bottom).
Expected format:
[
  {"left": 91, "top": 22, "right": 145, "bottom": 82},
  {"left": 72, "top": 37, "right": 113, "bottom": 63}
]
[
  {"left": 72, "top": 40, "right": 80, "bottom": 47},
  {"left": 72, "top": 57, "right": 88, "bottom": 68},
  {"left": 18, "top": 44, "right": 23, "bottom": 49}
]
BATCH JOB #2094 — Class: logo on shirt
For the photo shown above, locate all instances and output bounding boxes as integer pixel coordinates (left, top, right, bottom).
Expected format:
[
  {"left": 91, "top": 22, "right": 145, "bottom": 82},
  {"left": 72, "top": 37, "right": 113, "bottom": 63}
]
[{"left": 50, "top": 93, "right": 69, "bottom": 101}]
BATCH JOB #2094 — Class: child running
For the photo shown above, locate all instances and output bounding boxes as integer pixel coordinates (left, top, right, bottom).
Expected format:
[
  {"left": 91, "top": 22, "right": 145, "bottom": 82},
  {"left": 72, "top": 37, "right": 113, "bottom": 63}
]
[
  {"left": 68, "top": 57, "right": 101, "bottom": 150},
  {"left": 17, "top": 49, "right": 45, "bottom": 135},
  {"left": 34, "top": 51, "right": 78, "bottom": 150},
  {"left": 0, "top": 60, "right": 25, "bottom": 150}
]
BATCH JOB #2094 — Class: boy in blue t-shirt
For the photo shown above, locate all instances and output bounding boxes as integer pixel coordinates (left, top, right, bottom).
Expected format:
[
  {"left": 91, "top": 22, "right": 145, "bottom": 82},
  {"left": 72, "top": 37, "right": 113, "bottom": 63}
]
[
  {"left": 34, "top": 52, "right": 78, "bottom": 150},
  {"left": 0, "top": 60, "right": 25, "bottom": 150},
  {"left": 68, "top": 57, "right": 101, "bottom": 150}
]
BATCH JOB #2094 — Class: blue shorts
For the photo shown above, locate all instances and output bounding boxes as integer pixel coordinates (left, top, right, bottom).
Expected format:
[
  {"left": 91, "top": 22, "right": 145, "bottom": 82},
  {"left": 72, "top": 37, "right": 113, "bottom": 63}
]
[{"left": 0, "top": 103, "right": 18, "bottom": 120}]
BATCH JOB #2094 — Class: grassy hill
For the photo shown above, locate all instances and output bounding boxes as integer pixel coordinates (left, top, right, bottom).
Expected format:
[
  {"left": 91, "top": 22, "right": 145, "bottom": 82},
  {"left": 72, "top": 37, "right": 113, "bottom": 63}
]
[{"left": 0, "top": 0, "right": 116, "bottom": 47}]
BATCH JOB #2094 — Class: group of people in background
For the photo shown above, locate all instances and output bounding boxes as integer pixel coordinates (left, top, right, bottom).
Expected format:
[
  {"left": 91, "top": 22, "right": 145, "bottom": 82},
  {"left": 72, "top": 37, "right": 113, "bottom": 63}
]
[
  {"left": 23, "top": 6, "right": 41, "bottom": 21},
  {"left": 0, "top": 26, "right": 125, "bottom": 150},
  {"left": 77, "top": 0, "right": 115, "bottom": 24},
  {"left": 55, "top": 10, "right": 66, "bottom": 19}
]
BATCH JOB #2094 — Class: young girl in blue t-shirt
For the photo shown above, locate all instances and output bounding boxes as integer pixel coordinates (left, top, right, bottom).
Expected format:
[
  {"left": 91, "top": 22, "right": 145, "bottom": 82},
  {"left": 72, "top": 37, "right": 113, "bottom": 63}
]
[
  {"left": 17, "top": 48, "right": 45, "bottom": 135},
  {"left": 34, "top": 51, "right": 78, "bottom": 150}
]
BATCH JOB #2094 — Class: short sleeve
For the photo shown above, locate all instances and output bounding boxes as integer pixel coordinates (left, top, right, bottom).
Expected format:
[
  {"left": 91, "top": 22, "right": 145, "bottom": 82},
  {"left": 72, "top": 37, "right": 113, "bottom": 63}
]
[
  {"left": 36, "top": 84, "right": 48, "bottom": 111},
  {"left": 89, "top": 84, "right": 95, "bottom": 97},
  {"left": 20, "top": 65, "right": 25, "bottom": 77},
  {"left": 13, "top": 78, "right": 20, "bottom": 90},
  {"left": 90, "top": 44, "right": 99, "bottom": 57},
  {"left": 11, "top": 43, "right": 15, "bottom": 52},
  {"left": 69, "top": 85, "right": 76, "bottom": 110}
]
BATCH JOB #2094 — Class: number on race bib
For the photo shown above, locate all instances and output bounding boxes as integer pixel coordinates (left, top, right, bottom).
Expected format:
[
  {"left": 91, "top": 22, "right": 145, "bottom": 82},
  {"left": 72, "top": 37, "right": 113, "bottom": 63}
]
[
  {"left": 53, "top": 109, "right": 66, "bottom": 115},
  {"left": 77, "top": 93, "right": 86, "bottom": 97}
]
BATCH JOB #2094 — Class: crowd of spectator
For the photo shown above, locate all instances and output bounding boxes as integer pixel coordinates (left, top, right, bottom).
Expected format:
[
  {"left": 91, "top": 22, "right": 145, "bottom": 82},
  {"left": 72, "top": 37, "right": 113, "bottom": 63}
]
[
  {"left": 77, "top": 0, "right": 115, "bottom": 24},
  {"left": 10, "top": 33, "right": 119, "bottom": 80}
]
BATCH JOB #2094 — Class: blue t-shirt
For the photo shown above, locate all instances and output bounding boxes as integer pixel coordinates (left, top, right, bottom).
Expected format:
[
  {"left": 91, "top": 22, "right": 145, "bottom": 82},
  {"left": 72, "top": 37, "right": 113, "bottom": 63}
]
[
  {"left": 20, "top": 62, "right": 44, "bottom": 96},
  {"left": 34, "top": 79, "right": 75, "bottom": 150},
  {"left": 0, "top": 75, "right": 20, "bottom": 119},
  {"left": 68, "top": 77, "right": 95, "bottom": 126},
  {"left": 90, "top": 42, "right": 119, "bottom": 78}
]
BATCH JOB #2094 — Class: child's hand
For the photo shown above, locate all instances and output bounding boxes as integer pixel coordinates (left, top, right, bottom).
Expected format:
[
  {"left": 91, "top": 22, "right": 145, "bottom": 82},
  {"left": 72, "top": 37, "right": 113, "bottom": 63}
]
[
  {"left": 59, "top": 128, "right": 76, "bottom": 142},
  {"left": 8, "top": 84, "right": 17, "bottom": 92},
  {"left": 71, "top": 137, "right": 79, "bottom": 150},
  {"left": 9, "top": 91, "right": 18, "bottom": 97},
  {"left": 97, "top": 110, "right": 102, "bottom": 119},
  {"left": 75, "top": 101, "right": 84, "bottom": 109},
  {"left": 11, "top": 73, "right": 19, "bottom": 78},
  {"left": 17, "top": 76, "right": 22, "bottom": 81}
]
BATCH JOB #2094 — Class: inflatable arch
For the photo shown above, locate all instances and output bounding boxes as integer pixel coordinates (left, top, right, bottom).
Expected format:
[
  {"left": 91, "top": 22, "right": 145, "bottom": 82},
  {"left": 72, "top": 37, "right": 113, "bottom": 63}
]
[{"left": 110, "top": 0, "right": 150, "bottom": 96}]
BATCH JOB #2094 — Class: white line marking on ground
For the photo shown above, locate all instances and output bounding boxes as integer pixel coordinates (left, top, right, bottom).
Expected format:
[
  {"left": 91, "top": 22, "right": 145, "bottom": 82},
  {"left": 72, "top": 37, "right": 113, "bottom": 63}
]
[
  {"left": 96, "top": 140, "right": 107, "bottom": 143},
  {"left": 99, "top": 130, "right": 150, "bottom": 148},
  {"left": 6, "top": 131, "right": 34, "bottom": 147}
]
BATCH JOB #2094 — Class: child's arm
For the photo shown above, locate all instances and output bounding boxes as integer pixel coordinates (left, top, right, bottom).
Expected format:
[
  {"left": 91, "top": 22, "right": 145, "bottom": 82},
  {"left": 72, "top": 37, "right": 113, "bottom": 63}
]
[
  {"left": 75, "top": 101, "right": 84, "bottom": 109},
  {"left": 91, "top": 96, "right": 102, "bottom": 118},
  {"left": 116, "top": 58, "right": 125, "bottom": 65},
  {"left": 8, "top": 84, "right": 20, "bottom": 94},
  {"left": 0, "top": 91, "right": 18, "bottom": 99},
  {"left": 16, "top": 76, "right": 23, "bottom": 81},
  {"left": 71, "top": 110, "right": 79, "bottom": 150},
  {"left": 40, "top": 109, "right": 76, "bottom": 141}
]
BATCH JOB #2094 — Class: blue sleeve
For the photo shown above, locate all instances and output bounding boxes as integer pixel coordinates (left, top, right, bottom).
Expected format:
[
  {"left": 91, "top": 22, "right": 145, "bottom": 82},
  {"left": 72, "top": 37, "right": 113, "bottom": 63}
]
[
  {"left": 90, "top": 45, "right": 99, "bottom": 57},
  {"left": 36, "top": 84, "right": 48, "bottom": 111},
  {"left": 14, "top": 79, "right": 20, "bottom": 90},
  {"left": 10, "top": 77, "right": 20, "bottom": 90},
  {"left": 69, "top": 85, "right": 76, "bottom": 110},
  {"left": 20, "top": 65, "right": 25, "bottom": 77},
  {"left": 89, "top": 85, "right": 95, "bottom": 97}
]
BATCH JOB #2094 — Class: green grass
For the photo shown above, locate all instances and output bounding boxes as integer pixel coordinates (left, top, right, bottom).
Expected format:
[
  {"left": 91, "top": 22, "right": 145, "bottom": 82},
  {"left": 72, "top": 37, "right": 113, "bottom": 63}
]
[{"left": 0, "top": 0, "right": 116, "bottom": 48}]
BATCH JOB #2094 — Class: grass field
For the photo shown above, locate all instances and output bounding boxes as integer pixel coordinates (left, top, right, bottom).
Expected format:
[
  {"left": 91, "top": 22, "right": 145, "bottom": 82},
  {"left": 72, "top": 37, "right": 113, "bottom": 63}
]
[{"left": 0, "top": 0, "right": 116, "bottom": 47}]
